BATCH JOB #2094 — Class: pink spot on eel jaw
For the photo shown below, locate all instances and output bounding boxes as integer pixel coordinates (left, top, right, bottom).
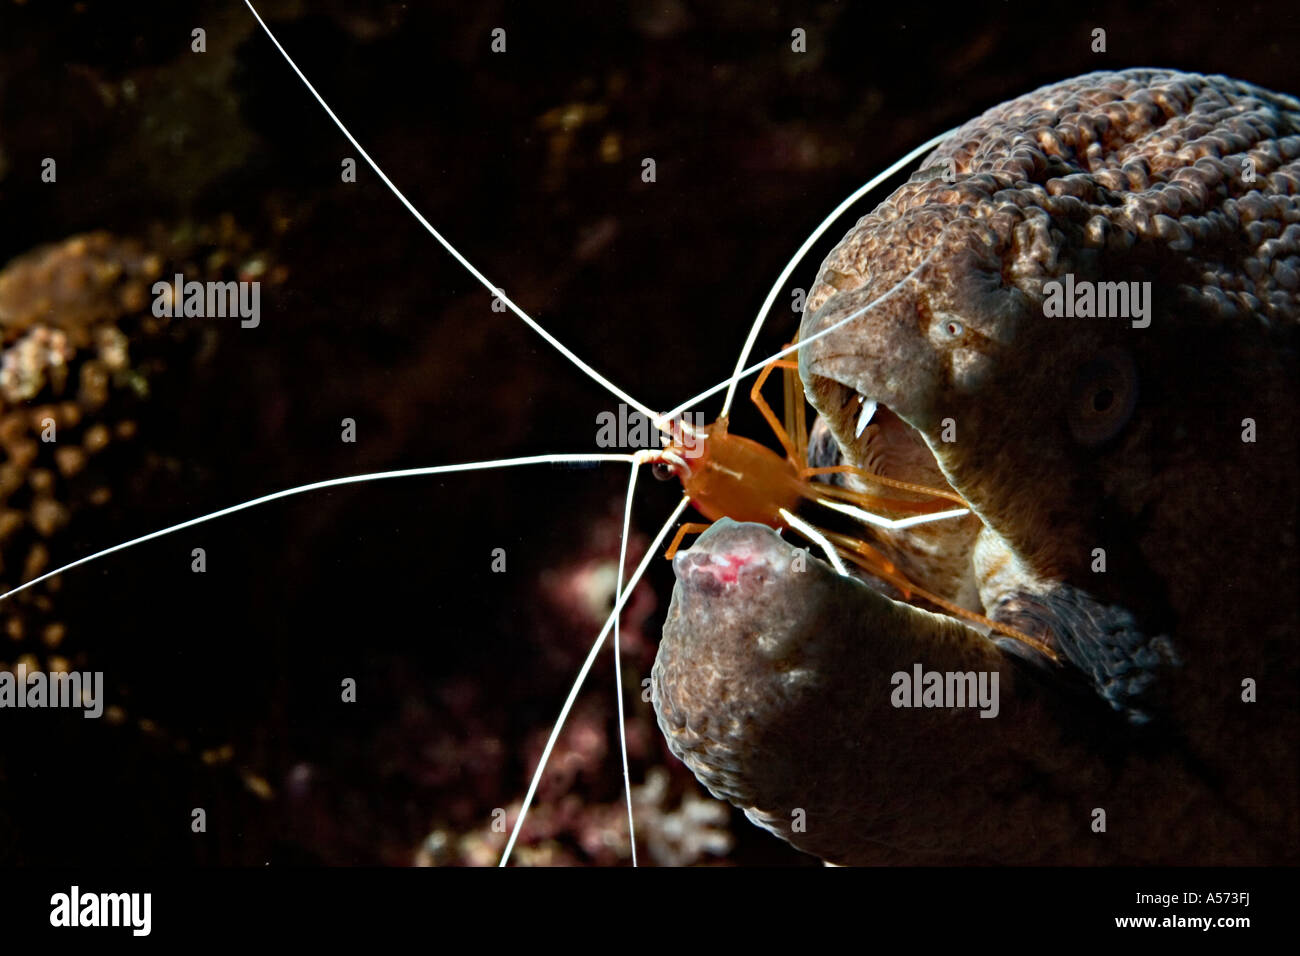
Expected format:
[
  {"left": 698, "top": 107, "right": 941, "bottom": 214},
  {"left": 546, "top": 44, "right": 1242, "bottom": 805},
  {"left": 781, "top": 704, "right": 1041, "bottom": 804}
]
[{"left": 696, "top": 553, "right": 751, "bottom": 585}]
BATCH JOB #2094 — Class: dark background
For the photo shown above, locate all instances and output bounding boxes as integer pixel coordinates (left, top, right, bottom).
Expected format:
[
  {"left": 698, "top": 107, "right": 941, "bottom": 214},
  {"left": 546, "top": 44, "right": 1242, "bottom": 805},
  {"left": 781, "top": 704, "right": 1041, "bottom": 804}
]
[{"left": 0, "top": 0, "right": 1296, "bottom": 865}]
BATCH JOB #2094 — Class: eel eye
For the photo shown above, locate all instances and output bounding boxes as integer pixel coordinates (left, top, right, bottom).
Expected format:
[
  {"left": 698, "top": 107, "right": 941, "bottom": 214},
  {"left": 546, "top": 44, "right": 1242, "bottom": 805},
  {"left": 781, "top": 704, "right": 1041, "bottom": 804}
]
[
  {"left": 651, "top": 461, "right": 677, "bottom": 481},
  {"left": 944, "top": 319, "right": 964, "bottom": 337},
  {"left": 1068, "top": 347, "right": 1138, "bottom": 446}
]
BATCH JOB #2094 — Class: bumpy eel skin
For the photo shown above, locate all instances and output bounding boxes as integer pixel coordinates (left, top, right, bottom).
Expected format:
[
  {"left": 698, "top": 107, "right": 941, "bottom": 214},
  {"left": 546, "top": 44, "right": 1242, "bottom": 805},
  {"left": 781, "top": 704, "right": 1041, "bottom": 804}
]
[{"left": 654, "top": 70, "right": 1299, "bottom": 864}]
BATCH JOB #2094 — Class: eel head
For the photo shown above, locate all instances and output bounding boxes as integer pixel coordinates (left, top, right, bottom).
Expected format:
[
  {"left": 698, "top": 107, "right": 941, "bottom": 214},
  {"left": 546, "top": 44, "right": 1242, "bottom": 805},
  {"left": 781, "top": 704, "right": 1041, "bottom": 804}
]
[{"left": 654, "top": 70, "right": 1300, "bottom": 864}]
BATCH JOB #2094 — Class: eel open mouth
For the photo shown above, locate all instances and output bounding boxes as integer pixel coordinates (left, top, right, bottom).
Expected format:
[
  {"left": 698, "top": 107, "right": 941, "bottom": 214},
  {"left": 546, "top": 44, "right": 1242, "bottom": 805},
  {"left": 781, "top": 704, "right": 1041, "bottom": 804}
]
[
  {"left": 651, "top": 372, "right": 1082, "bottom": 862},
  {"left": 802, "top": 374, "right": 1030, "bottom": 652},
  {"left": 651, "top": 358, "right": 1086, "bottom": 861},
  {"left": 819, "top": 380, "right": 951, "bottom": 494}
]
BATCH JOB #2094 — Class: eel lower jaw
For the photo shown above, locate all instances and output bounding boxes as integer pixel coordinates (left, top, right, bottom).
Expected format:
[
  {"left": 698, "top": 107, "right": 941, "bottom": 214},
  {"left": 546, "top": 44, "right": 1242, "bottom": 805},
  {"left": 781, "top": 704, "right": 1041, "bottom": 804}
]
[
  {"left": 669, "top": 524, "right": 816, "bottom": 665},
  {"left": 671, "top": 519, "right": 988, "bottom": 667},
  {"left": 655, "top": 517, "right": 1025, "bottom": 859}
]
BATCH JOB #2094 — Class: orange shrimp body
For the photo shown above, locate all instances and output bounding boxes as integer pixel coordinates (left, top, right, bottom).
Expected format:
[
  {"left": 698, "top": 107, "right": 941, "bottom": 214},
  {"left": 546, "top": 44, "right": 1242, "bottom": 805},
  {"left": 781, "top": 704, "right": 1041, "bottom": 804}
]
[{"left": 670, "top": 418, "right": 805, "bottom": 527}]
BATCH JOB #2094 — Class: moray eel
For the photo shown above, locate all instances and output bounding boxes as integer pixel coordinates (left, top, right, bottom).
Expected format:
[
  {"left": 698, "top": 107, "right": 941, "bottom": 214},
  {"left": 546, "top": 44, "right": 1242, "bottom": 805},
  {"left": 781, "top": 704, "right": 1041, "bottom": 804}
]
[{"left": 653, "top": 70, "right": 1299, "bottom": 864}]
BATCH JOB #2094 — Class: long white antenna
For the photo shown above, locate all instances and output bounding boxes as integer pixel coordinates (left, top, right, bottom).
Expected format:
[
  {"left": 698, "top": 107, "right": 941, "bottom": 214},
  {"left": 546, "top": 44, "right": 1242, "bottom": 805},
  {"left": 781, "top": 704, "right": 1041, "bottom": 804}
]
[
  {"left": 612, "top": 457, "right": 645, "bottom": 865},
  {"left": 242, "top": 0, "right": 657, "bottom": 422},
  {"left": 718, "top": 130, "right": 952, "bottom": 418},
  {"left": 499, "top": 495, "right": 690, "bottom": 866},
  {"left": 816, "top": 499, "right": 970, "bottom": 530},
  {"left": 658, "top": 238, "right": 944, "bottom": 425},
  {"left": 780, "top": 508, "right": 849, "bottom": 576},
  {"left": 0, "top": 454, "right": 635, "bottom": 603}
]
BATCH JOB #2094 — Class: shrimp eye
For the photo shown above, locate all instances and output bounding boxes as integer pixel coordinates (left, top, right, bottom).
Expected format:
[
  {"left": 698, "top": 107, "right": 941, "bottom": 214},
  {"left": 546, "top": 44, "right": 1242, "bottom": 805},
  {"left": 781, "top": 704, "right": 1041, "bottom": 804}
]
[
  {"left": 651, "top": 461, "right": 677, "bottom": 481},
  {"left": 1068, "top": 347, "right": 1138, "bottom": 446}
]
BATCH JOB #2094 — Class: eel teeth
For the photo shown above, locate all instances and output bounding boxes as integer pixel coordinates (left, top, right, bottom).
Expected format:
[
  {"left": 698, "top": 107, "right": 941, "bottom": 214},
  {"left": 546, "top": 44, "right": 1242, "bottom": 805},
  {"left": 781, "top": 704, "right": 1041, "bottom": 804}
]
[{"left": 855, "top": 398, "right": 878, "bottom": 437}]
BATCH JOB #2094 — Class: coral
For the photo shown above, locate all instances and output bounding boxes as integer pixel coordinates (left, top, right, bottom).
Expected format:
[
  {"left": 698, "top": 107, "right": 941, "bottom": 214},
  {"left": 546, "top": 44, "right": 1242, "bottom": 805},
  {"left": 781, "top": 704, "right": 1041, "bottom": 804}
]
[
  {"left": 0, "top": 233, "right": 166, "bottom": 662},
  {"left": 414, "top": 766, "right": 733, "bottom": 868}
]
